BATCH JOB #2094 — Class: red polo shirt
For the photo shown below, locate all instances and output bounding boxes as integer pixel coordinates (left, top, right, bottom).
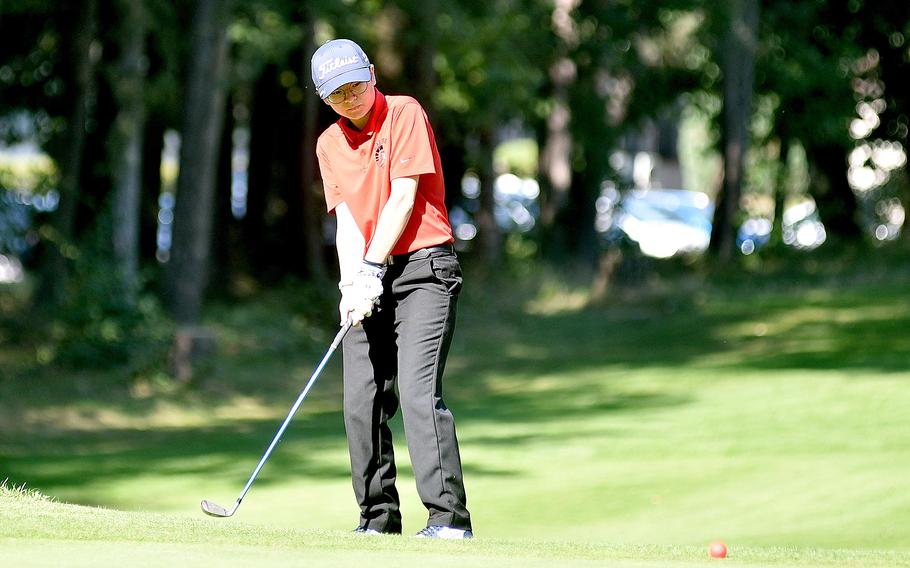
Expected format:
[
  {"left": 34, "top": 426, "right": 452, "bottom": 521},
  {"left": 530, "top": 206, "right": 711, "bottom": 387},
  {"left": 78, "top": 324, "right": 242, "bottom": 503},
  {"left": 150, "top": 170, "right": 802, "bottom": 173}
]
[{"left": 316, "top": 90, "right": 454, "bottom": 255}]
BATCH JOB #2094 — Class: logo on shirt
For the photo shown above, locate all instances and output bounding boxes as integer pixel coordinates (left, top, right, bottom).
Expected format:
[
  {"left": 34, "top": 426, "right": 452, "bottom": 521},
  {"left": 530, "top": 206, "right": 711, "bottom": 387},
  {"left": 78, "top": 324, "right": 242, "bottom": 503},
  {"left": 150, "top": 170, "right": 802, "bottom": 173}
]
[{"left": 374, "top": 138, "right": 388, "bottom": 169}]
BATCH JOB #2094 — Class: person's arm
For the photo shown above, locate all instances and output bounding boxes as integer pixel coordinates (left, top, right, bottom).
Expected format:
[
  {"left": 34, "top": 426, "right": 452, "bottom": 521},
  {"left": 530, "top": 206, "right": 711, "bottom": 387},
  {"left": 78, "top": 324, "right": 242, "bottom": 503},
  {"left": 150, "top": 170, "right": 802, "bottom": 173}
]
[
  {"left": 335, "top": 202, "right": 367, "bottom": 325},
  {"left": 340, "top": 176, "right": 417, "bottom": 326},
  {"left": 363, "top": 175, "right": 419, "bottom": 264},
  {"left": 334, "top": 202, "right": 365, "bottom": 285}
]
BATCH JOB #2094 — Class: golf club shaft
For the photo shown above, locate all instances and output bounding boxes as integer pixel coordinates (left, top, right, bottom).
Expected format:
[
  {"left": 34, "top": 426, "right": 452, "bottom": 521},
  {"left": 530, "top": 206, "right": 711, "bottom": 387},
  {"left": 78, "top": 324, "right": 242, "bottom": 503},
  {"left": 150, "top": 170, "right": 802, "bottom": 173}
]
[{"left": 229, "top": 321, "right": 352, "bottom": 511}]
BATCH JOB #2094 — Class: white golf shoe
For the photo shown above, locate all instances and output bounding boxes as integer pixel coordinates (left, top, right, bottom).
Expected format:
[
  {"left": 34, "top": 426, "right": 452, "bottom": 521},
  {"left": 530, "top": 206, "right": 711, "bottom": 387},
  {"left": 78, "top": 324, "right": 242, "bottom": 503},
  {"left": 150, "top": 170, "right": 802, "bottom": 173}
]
[{"left": 415, "top": 525, "right": 474, "bottom": 539}]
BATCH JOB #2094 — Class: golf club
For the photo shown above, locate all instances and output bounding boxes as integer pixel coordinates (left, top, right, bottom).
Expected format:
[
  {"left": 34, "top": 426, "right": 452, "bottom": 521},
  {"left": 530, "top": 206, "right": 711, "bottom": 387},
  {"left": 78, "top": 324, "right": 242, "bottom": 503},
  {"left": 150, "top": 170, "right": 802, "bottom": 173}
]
[{"left": 201, "top": 320, "right": 352, "bottom": 518}]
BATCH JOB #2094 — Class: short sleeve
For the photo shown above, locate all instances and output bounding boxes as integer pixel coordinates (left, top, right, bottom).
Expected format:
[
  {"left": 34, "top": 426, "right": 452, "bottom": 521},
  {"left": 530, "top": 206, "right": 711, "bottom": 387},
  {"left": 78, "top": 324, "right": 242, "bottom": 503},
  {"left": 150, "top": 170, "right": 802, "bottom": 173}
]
[
  {"left": 316, "top": 138, "right": 342, "bottom": 214},
  {"left": 389, "top": 102, "right": 437, "bottom": 180}
]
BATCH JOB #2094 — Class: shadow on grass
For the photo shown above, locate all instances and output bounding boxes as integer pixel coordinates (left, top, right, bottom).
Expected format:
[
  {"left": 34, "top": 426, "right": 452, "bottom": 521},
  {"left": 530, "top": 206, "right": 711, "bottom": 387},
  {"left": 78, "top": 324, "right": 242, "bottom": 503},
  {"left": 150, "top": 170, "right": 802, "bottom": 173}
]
[
  {"left": 0, "top": 413, "right": 347, "bottom": 501},
  {"left": 2, "top": 261, "right": 909, "bottom": 505},
  {"left": 0, "top": 379, "right": 687, "bottom": 499},
  {"left": 450, "top": 281, "right": 910, "bottom": 385}
]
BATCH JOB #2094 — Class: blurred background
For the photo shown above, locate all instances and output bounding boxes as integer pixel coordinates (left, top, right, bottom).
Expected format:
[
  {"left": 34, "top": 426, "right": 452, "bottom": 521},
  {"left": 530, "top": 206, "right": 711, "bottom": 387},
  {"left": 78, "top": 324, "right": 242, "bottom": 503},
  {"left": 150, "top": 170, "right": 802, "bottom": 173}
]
[
  {"left": 2, "top": 0, "right": 910, "bottom": 547},
  {"left": 1, "top": 0, "right": 908, "bottom": 371}
]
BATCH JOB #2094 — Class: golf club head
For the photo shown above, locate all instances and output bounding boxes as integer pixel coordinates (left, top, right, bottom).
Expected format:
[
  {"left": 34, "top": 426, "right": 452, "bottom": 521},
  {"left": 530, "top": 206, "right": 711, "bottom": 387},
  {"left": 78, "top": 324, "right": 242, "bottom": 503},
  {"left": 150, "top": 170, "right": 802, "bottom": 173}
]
[{"left": 200, "top": 499, "right": 234, "bottom": 518}]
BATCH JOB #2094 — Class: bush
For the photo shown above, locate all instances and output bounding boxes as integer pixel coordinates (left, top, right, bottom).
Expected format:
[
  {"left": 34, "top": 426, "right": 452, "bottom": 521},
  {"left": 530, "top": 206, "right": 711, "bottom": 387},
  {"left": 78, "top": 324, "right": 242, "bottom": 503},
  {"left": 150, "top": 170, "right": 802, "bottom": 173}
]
[
  {"left": 50, "top": 289, "right": 173, "bottom": 376},
  {"left": 30, "top": 212, "right": 174, "bottom": 379}
]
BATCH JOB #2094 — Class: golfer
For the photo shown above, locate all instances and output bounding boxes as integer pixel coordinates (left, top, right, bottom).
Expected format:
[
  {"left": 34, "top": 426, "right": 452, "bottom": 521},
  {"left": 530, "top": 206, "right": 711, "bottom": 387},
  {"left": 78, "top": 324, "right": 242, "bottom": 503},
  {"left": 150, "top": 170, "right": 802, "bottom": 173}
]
[{"left": 311, "top": 38, "right": 473, "bottom": 539}]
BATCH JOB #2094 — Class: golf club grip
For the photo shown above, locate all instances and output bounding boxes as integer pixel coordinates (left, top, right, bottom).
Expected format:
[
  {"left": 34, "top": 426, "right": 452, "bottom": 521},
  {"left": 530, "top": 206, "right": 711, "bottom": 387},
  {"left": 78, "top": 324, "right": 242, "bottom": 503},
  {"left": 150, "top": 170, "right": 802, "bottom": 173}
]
[{"left": 333, "top": 320, "right": 353, "bottom": 350}]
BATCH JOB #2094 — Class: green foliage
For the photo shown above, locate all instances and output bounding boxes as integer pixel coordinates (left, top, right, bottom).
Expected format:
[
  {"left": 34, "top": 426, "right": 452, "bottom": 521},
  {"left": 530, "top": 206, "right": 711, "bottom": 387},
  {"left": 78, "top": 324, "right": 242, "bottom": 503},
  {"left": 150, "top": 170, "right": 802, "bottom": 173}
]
[
  {"left": 206, "top": 277, "right": 340, "bottom": 357},
  {"left": 493, "top": 138, "right": 538, "bottom": 177},
  {"left": 231, "top": 3, "right": 305, "bottom": 86},
  {"left": 678, "top": 98, "right": 721, "bottom": 195},
  {"left": 3, "top": 0, "right": 909, "bottom": 366},
  {"left": 432, "top": 0, "right": 549, "bottom": 133},
  {"left": 755, "top": 1, "right": 862, "bottom": 148},
  {"left": 0, "top": 155, "right": 58, "bottom": 195},
  {"left": 30, "top": 213, "right": 173, "bottom": 377},
  {"left": 47, "top": 286, "right": 172, "bottom": 375},
  {"left": 143, "top": 2, "right": 190, "bottom": 125}
]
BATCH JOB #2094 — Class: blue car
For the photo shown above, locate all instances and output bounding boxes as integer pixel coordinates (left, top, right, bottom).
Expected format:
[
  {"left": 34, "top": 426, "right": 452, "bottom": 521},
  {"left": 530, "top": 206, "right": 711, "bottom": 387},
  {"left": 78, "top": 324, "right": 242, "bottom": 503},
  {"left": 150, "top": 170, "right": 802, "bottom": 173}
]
[{"left": 596, "top": 187, "right": 714, "bottom": 258}]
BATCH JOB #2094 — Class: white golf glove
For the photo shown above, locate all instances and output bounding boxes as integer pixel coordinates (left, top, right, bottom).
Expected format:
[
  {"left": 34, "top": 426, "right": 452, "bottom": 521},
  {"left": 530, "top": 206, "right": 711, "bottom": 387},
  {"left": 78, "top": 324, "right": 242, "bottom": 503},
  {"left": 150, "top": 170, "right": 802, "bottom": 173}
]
[{"left": 339, "top": 261, "right": 386, "bottom": 326}]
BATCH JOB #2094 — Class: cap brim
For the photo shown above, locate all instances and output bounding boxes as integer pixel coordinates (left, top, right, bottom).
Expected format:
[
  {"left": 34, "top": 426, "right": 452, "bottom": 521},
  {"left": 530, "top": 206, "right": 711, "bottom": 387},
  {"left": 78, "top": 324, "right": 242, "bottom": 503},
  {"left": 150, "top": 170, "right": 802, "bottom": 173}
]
[{"left": 317, "top": 67, "right": 372, "bottom": 99}]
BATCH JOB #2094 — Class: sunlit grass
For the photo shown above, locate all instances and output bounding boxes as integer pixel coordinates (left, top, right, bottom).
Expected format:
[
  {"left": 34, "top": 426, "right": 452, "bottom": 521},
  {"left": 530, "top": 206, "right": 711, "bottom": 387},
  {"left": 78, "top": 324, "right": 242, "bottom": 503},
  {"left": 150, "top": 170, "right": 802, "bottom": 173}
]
[
  {"left": 2, "top": 485, "right": 909, "bottom": 567},
  {"left": 2, "top": 252, "right": 910, "bottom": 565}
]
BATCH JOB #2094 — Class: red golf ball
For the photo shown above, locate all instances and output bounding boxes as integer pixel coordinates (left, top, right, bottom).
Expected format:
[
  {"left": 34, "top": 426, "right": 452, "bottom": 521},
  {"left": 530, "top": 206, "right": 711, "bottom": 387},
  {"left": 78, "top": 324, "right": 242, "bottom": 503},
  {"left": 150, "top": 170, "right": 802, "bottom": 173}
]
[{"left": 709, "top": 541, "right": 728, "bottom": 558}]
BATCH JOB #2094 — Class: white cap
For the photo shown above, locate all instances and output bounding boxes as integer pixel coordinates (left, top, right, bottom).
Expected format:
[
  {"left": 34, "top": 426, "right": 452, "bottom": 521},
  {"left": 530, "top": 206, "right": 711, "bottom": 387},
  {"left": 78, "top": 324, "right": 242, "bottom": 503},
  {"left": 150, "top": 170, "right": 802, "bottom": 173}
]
[{"left": 311, "top": 39, "right": 372, "bottom": 99}]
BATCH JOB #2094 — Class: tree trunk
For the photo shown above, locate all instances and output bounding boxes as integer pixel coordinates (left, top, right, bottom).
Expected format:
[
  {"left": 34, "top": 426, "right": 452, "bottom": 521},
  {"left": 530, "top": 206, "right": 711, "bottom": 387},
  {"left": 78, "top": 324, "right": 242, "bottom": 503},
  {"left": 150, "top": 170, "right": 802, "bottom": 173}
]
[
  {"left": 900, "top": 167, "right": 910, "bottom": 249},
  {"left": 210, "top": 95, "right": 236, "bottom": 297},
  {"left": 710, "top": 0, "right": 760, "bottom": 262},
  {"left": 537, "top": 0, "right": 580, "bottom": 263},
  {"left": 110, "top": 0, "right": 147, "bottom": 305},
  {"left": 241, "top": 65, "right": 278, "bottom": 277},
  {"left": 564, "top": 145, "right": 602, "bottom": 265},
  {"left": 590, "top": 248, "right": 623, "bottom": 302},
  {"left": 539, "top": 92, "right": 573, "bottom": 228},
  {"left": 475, "top": 129, "right": 502, "bottom": 269},
  {"left": 439, "top": 143, "right": 466, "bottom": 212},
  {"left": 538, "top": 0, "right": 578, "bottom": 232},
  {"left": 808, "top": 143, "right": 861, "bottom": 243},
  {"left": 411, "top": 0, "right": 438, "bottom": 120},
  {"left": 278, "top": 92, "right": 308, "bottom": 278},
  {"left": 140, "top": 120, "right": 165, "bottom": 268},
  {"left": 35, "top": 0, "right": 98, "bottom": 308},
  {"left": 300, "top": 18, "right": 327, "bottom": 281},
  {"left": 167, "top": 0, "right": 232, "bottom": 379},
  {"left": 770, "top": 141, "right": 790, "bottom": 249}
]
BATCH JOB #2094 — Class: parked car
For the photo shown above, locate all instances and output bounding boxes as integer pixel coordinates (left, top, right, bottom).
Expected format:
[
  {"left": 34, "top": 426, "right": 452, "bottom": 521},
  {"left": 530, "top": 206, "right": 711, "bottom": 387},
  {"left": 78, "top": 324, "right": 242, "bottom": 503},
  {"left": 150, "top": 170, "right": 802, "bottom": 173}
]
[
  {"left": 450, "top": 173, "right": 540, "bottom": 246},
  {"left": 596, "top": 186, "right": 714, "bottom": 258},
  {"left": 452, "top": 174, "right": 826, "bottom": 258}
]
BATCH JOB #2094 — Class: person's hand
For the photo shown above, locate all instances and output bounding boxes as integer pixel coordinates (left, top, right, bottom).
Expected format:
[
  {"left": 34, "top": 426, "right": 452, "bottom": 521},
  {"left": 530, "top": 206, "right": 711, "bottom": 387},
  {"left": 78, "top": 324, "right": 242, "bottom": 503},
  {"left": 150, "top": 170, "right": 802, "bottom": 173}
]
[
  {"left": 338, "top": 285, "right": 355, "bottom": 325},
  {"left": 338, "top": 284, "right": 378, "bottom": 326},
  {"left": 339, "top": 261, "right": 386, "bottom": 326}
]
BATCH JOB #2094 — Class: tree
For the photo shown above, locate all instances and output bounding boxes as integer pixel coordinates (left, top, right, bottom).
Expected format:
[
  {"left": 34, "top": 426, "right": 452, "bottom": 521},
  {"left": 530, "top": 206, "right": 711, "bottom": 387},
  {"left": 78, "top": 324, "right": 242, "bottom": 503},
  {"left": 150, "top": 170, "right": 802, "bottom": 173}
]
[
  {"left": 166, "top": 0, "right": 233, "bottom": 379},
  {"left": 431, "top": 0, "right": 549, "bottom": 268},
  {"left": 847, "top": 0, "right": 910, "bottom": 246},
  {"left": 749, "top": 1, "right": 907, "bottom": 251},
  {"left": 298, "top": 12, "right": 328, "bottom": 281},
  {"left": 538, "top": 0, "right": 577, "bottom": 248},
  {"left": 34, "top": 0, "right": 99, "bottom": 307},
  {"left": 109, "top": 0, "right": 148, "bottom": 305},
  {"left": 710, "top": 0, "right": 760, "bottom": 261},
  {"left": 547, "top": 1, "right": 703, "bottom": 266}
]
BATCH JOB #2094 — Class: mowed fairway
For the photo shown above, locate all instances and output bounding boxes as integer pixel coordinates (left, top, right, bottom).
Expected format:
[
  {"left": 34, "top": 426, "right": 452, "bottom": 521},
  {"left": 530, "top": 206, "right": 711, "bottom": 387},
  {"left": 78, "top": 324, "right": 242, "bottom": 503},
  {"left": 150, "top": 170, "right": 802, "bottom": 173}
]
[
  {"left": 2, "top": 261, "right": 910, "bottom": 566},
  {"left": 2, "top": 484, "right": 909, "bottom": 567}
]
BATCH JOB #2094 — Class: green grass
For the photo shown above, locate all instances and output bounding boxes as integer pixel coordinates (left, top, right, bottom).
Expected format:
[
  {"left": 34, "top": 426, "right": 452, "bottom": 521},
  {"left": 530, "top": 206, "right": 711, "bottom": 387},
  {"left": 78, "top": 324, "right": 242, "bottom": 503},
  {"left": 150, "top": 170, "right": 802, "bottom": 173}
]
[
  {"left": 2, "top": 483, "right": 908, "bottom": 567},
  {"left": 2, "top": 252, "right": 910, "bottom": 566}
]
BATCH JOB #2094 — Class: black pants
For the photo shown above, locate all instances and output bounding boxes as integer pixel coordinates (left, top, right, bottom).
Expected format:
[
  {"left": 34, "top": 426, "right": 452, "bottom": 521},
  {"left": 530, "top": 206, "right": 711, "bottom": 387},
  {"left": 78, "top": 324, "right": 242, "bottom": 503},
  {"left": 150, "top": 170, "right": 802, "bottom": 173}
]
[{"left": 342, "top": 247, "right": 472, "bottom": 532}]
